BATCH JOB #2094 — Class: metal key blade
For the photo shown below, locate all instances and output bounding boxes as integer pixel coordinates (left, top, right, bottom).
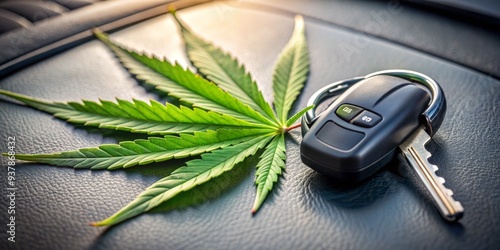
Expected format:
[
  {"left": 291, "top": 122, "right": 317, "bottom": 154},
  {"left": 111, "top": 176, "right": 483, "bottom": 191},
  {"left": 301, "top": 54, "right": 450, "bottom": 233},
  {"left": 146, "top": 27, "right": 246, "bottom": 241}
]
[{"left": 400, "top": 126, "right": 464, "bottom": 221}]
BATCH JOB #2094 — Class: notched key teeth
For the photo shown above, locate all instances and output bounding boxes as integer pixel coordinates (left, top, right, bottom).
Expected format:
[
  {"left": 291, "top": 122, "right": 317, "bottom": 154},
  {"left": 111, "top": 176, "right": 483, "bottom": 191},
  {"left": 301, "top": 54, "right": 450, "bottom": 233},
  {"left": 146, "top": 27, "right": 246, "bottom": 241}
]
[
  {"left": 445, "top": 188, "right": 454, "bottom": 196},
  {"left": 437, "top": 176, "right": 445, "bottom": 184},
  {"left": 421, "top": 149, "right": 432, "bottom": 160},
  {"left": 431, "top": 164, "right": 439, "bottom": 173},
  {"left": 401, "top": 127, "right": 464, "bottom": 222}
]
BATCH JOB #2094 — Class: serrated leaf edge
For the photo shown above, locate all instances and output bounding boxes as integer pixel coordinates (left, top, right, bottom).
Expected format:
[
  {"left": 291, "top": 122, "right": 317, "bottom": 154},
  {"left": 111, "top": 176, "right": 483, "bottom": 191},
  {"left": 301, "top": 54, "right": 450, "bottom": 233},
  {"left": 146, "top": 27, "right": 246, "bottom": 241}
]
[{"left": 91, "top": 134, "right": 272, "bottom": 226}]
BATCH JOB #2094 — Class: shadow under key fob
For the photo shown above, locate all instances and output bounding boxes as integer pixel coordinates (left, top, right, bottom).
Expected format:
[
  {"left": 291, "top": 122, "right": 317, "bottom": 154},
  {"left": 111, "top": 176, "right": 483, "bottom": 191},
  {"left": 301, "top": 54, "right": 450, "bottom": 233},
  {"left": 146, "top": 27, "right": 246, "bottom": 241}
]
[{"left": 300, "top": 75, "right": 430, "bottom": 182}]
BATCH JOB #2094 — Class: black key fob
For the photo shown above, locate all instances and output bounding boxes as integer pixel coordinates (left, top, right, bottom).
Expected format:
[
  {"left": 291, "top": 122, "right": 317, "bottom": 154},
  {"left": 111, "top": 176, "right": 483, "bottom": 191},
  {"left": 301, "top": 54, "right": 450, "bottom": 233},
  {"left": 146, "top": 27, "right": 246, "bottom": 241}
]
[{"left": 300, "top": 75, "right": 430, "bottom": 182}]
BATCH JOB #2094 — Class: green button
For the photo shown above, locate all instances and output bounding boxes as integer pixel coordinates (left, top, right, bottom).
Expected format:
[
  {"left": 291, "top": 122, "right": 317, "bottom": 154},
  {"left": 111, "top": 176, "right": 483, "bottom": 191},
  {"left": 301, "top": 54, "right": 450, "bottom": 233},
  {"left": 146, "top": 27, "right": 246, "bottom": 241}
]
[{"left": 336, "top": 104, "right": 363, "bottom": 122}]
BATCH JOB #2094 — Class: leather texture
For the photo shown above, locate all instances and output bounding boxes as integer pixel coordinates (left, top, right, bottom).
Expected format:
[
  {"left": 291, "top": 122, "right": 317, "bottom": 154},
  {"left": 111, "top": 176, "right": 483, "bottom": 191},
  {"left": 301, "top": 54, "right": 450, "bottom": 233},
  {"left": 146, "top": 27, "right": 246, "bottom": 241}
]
[{"left": 1, "top": 1, "right": 499, "bottom": 249}]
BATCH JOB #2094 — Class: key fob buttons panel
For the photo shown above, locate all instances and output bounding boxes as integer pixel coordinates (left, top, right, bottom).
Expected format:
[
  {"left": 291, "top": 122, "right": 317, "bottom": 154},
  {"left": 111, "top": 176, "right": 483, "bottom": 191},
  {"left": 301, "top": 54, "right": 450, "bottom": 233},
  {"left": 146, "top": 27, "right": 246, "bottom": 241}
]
[{"left": 336, "top": 104, "right": 382, "bottom": 128}]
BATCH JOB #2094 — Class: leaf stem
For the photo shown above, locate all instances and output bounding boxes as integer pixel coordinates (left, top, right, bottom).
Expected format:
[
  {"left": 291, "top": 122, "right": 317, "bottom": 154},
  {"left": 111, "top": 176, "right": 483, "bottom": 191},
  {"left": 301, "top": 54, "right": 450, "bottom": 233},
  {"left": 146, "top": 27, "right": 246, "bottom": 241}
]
[{"left": 285, "top": 123, "right": 301, "bottom": 132}]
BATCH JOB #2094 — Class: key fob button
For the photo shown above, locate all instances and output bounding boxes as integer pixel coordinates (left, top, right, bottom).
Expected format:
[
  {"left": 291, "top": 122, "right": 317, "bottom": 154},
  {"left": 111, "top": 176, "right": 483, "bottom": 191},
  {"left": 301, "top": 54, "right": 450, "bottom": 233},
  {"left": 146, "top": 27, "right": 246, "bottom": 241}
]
[
  {"left": 336, "top": 104, "right": 363, "bottom": 121},
  {"left": 316, "top": 121, "right": 364, "bottom": 150},
  {"left": 352, "top": 110, "right": 382, "bottom": 127}
]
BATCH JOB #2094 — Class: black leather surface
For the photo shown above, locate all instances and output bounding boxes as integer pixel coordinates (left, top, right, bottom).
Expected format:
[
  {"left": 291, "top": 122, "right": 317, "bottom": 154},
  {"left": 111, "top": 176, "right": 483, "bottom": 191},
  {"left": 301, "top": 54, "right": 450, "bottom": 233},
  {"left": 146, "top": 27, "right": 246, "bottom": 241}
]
[
  {"left": 1, "top": 1, "right": 499, "bottom": 249},
  {"left": 246, "top": 0, "right": 500, "bottom": 78}
]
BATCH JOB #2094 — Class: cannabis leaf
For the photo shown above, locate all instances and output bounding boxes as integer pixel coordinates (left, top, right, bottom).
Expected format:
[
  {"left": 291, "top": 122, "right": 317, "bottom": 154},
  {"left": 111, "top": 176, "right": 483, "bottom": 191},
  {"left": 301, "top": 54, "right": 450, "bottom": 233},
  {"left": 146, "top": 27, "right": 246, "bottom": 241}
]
[
  {"left": 273, "top": 16, "right": 310, "bottom": 124},
  {"left": 172, "top": 14, "right": 277, "bottom": 123},
  {"left": 11, "top": 129, "right": 270, "bottom": 170},
  {"left": 94, "top": 30, "right": 277, "bottom": 127},
  {"left": 92, "top": 135, "right": 272, "bottom": 226},
  {"left": 0, "top": 90, "right": 267, "bottom": 135},
  {"left": 0, "top": 13, "right": 310, "bottom": 226},
  {"left": 252, "top": 133, "right": 286, "bottom": 213}
]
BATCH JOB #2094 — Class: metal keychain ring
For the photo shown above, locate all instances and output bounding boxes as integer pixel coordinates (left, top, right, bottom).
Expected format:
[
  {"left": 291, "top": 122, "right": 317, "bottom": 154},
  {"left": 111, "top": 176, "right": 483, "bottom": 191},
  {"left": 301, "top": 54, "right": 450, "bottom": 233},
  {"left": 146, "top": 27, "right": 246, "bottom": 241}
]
[{"left": 303, "top": 69, "right": 446, "bottom": 136}]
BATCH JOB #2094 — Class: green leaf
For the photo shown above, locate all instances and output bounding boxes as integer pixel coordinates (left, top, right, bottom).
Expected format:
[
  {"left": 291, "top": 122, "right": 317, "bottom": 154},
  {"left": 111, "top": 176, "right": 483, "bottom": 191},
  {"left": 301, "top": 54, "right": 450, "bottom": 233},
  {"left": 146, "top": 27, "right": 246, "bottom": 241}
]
[
  {"left": 13, "top": 129, "right": 270, "bottom": 170},
  {"left": 0, "top": 89, "right": 262, "bottom": 135},
  {"left": 0, "top": 14, "right": 311, "bottom": 227},
  {"left": 285, "top": 104, "right": 314, "bottom": 127},
  {"left": 172, "top": 13, "right": 277, "bottom": 123},
  {"left": 94, "top": 30, "right": 277, "bottom": 127},
  {"left": 149, "top": 152, "right": 259, "bottom": 214},
  {"left": 272, "top": 15, "right": 310, "bottom": 124},
  {"left": 252, "top": 134, "right": 286, "bottom": 213},
  {"left": 91, "top": 135, "right": 272, "bottom": 226}
]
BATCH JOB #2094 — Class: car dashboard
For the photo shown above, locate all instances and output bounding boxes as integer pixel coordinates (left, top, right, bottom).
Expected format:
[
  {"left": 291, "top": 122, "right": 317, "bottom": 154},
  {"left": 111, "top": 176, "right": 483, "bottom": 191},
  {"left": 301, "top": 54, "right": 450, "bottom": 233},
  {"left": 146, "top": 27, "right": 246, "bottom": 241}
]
[{"left": 0, "top": 0, "right": 499, "bottom": 249}]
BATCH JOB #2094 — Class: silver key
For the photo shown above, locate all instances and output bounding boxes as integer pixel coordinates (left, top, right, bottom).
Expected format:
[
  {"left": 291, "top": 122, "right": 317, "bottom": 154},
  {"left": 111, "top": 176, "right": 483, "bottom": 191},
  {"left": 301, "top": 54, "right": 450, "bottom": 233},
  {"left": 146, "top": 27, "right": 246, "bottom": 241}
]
[{"left": 400, "top": 126, "right": 464, "bottom": 221}]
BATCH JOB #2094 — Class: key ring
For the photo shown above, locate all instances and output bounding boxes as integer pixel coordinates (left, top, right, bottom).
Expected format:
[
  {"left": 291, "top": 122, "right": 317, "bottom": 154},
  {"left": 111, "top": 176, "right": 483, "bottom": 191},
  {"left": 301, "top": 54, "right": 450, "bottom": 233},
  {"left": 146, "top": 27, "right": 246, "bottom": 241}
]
[{"left": 302, "top": 69, "right": 446, "bottom": 136}]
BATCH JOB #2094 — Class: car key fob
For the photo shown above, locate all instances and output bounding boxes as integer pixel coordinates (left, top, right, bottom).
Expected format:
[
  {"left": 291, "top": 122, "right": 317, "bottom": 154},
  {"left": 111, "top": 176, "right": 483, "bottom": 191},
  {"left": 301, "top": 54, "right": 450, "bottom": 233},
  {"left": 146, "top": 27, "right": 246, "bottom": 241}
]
[{"left": 300, "top": 75, "right": 430, "bottom": 181}]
